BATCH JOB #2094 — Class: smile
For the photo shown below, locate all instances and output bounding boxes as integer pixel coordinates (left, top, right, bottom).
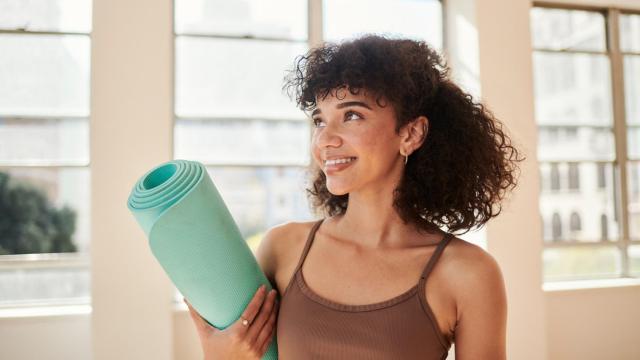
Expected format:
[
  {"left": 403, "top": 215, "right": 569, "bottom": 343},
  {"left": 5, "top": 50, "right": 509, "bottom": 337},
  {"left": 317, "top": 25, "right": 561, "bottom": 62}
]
[{"left": 324, "top": 157, "right": 357, "bottom": 173}]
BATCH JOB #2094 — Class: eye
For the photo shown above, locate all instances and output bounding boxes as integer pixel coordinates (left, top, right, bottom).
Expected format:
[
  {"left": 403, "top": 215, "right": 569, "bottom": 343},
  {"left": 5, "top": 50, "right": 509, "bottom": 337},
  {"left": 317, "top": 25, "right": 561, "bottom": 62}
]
[
  {"left": 344, "top": 111, "right": 363, "bottom": 121},
  {"left": 312, "top": 117, "right": 324, "bottom": 128},
  {"left": 311, "top": 111, "right": 363, "bottom": 128}
]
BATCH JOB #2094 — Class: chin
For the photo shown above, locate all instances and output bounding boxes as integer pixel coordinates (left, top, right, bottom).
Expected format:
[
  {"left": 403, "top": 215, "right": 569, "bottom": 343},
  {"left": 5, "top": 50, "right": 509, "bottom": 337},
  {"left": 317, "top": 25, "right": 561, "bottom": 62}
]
[{"left": 325, "top": 183, "right": 351, "bottom": 196}]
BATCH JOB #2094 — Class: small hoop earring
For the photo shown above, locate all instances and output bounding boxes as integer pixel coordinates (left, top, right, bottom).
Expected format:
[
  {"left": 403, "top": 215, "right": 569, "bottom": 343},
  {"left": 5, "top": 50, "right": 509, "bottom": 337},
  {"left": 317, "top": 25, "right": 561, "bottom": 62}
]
[{"left": 401, "top": 151, "right": 408, "bottom": 165}]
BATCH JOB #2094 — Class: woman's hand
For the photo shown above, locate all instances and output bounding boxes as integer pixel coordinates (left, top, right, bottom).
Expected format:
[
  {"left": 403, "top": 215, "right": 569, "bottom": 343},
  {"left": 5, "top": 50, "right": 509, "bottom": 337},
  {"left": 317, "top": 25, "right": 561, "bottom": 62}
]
[{"left": 183, "top": 284, "right": 279, "bottom": 360}]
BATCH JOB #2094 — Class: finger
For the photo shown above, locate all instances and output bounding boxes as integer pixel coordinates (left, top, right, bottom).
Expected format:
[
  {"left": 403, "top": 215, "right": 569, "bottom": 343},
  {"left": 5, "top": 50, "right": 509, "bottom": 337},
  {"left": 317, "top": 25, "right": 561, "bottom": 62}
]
[
  {"left": 245, "top": 289, "right": 277, "bottom": 344},
  {"left": 256, "top": 303, "right": 277, "bottom": 352},
  {"left": 233, "top": 285, "right": 268, "bottom": 334},
  {"left": 258, "top": 314, "right": 277, "bottom": 355}
]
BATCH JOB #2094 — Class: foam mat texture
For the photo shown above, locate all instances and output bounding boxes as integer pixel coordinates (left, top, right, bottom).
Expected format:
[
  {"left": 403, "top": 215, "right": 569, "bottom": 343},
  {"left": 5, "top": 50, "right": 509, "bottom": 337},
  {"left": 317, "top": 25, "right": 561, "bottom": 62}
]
[{"left": 127, "top": 159, "right": 278, "bottom": 359}]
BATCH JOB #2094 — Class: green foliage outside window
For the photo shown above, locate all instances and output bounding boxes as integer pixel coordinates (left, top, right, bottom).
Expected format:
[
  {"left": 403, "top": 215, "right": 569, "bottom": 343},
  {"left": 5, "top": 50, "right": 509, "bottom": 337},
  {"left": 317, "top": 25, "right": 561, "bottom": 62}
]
[{"left": 0, "top": 171, "right": 77, "bottom": 255}]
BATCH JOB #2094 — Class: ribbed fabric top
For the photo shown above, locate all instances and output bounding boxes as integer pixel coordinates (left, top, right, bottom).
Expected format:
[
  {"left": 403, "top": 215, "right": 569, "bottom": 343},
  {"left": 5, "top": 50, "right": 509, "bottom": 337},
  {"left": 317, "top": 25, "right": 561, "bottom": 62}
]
[{"left": 277, "top": 218, "right": 454, "bottom": 359}]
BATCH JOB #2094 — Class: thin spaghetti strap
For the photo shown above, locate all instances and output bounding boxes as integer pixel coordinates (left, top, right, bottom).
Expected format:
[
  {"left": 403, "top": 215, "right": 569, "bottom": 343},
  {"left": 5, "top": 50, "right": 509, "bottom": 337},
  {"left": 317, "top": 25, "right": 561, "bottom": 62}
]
[
  {"left": 281, "top": 218, "right": 325, "bottom": 297},
  {"left": 416, "top": 233, "right": 455, "bottom": 351},
  {"left": 292, "top": 218, "right": 324, "bottom": 275},
  {"left": 419, "top": 233, "right": 454, "bottom": 281}
]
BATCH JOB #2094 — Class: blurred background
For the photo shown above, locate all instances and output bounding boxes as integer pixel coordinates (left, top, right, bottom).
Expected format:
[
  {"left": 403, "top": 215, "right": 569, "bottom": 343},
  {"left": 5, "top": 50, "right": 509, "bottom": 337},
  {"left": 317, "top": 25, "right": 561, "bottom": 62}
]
[{"left": 0, "top": 0, "right": 638, "bottom": 359}]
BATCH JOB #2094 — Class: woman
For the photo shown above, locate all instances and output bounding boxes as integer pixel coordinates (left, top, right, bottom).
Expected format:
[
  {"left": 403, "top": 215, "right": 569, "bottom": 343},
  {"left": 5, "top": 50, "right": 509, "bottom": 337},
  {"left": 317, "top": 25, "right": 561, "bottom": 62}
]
[{"left": 184, "top": 34, "right": 523, "bottom": 359}]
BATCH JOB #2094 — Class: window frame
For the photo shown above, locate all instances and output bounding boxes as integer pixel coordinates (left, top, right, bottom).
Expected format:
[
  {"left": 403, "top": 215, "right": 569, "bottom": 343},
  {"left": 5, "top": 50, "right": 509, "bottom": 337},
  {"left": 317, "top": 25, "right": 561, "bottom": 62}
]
[
  {"left": 0, "top": 24, "right": 92, "bottom": 292},
  {"left": 172, "top": 0, "right": 311, "bottom": 171},
  {"left": 533, "top": 2, "right": 640, "bottom": 280},
  {"left": 169, "top": 0, "right": 446, "bottom": 302},
  {"left": 0, "top": 0, "right": 447, "bottom": 307}
]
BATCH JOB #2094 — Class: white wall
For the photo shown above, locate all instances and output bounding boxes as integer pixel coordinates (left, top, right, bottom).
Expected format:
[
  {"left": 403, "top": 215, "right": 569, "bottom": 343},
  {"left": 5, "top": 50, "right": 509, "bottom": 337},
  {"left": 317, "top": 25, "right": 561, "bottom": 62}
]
[
  {"left": 0, "top": 0, "right": 639, "bottom": 359},
  {"left": 460, "top": 0, "right": 547, "bottom": 357},
  {"left": 0, "top": 307, "right": 90, "bottom": 360},
  {"left": 545, "top": 281, "right": 640, "bottom": 359},
  {"left": 90, "top": 0, "right": 175, "bottom": 359}
]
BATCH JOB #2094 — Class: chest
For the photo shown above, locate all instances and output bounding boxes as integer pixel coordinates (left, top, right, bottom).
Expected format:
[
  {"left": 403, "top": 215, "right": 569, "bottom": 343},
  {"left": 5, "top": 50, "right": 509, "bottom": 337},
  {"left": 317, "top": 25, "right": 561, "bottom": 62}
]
[
  {"left": 299, "top": 243, "right": 429, "bottom": 304},
  {"left": 275, "top": 232, "right": 457, "bottom": 345},
  {"left": 277, "top": 292, "right": 451, "bottom": 360}
]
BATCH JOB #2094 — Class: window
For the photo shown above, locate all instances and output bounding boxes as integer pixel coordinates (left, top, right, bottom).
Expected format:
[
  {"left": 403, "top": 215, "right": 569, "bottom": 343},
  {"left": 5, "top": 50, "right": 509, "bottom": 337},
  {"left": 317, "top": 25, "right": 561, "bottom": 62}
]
[
  {"left": 171, "top": 0, "right": 445, "bottom": 302},
  {"left": 323, "top": 0, "right": 443, "bottom": 51},
  {"left": 0, "top": 1, "right": 92, "bottom": 305},
  {"left": 620, "top": 13, "right": 640, "bottom": 276},
  {"left": 601, "top": 214, "right": 609, "bottom": 241},
  {"left": 570, "top": 212, "right": 582, "bottom": 232},
  {"left": 550, "top": 163, "right": 561, "bottom": 190},
  {"left": 568, "top": 162, "right": 580, "bottom": 190},
  {"left": 552, "top": 212, "right": 563, "bottom": 241},
  {"left": 597, "top": 162, "right": 607, "bottom": 188},
  {"left": 174, "top": 0, "right": 312, "bottom": 248},
  {"left": 532, "top": 6, "right": 639, "bottom": 281}
]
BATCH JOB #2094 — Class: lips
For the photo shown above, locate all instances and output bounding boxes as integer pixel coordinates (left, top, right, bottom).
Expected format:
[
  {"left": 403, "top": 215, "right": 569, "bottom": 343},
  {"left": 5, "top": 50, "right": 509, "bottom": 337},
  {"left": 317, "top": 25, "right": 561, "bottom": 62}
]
[
  {"left": 324, "top": 157, "right": 357, "bottom": 173},
  {"left": 323, "top": 156, "right": 357, "bottom": 161},
  {"left": 324, "top": 156, "right": 357, "bottom": 165}
]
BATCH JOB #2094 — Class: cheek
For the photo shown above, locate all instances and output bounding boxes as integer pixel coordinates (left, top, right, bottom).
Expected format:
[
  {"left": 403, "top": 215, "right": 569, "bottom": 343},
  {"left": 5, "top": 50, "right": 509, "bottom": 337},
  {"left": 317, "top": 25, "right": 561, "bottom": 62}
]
[
  {"left": 358, "top": 128, "right": 394, "bottom": 156},
  {"left": 353, "top": 127, "right": 378, "bottom": 148}
]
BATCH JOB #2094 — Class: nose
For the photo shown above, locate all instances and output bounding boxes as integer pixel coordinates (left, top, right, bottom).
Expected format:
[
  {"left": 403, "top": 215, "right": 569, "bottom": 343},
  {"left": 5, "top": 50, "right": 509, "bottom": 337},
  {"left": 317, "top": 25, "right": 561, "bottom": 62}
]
[{"left": 313, "top": 121, "right": 343, "bottom": 149}]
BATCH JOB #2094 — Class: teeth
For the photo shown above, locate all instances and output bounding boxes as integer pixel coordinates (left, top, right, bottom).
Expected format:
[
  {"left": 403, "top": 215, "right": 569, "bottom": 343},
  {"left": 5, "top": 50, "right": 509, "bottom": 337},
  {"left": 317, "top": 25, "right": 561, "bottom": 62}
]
[{"left": 325, "top": 157, "right": 356, "bottom": 166}]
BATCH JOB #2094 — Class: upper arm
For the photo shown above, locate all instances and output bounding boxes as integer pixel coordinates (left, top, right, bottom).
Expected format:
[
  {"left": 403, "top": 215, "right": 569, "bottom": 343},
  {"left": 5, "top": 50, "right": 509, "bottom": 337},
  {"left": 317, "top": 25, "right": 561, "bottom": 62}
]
[
  {"left": 254, "top": 222, "right": 293, "bottom": 289},
  {"left": 452, "top": 247, "right": 507, "bottom": 360}
]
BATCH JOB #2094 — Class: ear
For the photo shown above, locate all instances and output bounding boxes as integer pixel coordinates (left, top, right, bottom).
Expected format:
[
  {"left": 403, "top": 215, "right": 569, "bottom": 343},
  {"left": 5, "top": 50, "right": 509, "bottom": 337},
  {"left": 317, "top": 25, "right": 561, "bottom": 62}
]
[{"left": 400, "top": 116, "right": 429, "bottom": 155}]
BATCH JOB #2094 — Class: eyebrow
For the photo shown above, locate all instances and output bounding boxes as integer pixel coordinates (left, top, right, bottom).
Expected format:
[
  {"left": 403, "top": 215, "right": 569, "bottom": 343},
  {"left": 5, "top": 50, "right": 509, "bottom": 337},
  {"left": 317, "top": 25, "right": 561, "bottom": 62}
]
[{"left": 311, "top": 101, "right": 373, "bottom": 117}]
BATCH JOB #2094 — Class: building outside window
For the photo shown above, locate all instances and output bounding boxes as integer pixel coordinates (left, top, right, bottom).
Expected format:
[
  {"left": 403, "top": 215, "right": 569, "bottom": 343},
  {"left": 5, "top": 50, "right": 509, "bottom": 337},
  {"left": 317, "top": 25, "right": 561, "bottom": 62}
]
[{"left": 531, "top": 5, "right": 640, "bottom": 281}]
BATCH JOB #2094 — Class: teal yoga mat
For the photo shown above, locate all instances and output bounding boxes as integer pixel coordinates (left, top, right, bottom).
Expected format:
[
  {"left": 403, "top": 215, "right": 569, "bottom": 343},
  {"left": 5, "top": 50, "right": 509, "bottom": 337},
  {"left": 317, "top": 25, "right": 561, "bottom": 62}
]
[{"left": 127, "top": 159, "right": 278, "bottom": 360}]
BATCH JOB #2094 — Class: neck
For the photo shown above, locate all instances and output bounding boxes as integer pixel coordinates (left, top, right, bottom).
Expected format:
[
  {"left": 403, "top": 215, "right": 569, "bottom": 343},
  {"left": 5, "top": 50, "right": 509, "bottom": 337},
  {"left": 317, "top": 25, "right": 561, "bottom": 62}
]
[{"left": 333, "top": 191, "right": 442, "bottom": 251}]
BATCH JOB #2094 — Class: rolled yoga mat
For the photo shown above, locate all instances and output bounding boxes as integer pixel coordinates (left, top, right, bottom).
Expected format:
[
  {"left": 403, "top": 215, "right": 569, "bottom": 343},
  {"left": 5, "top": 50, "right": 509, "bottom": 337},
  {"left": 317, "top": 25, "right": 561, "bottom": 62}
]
[{"left": 127, "top": 159, "right": 278, "bottom": 360}]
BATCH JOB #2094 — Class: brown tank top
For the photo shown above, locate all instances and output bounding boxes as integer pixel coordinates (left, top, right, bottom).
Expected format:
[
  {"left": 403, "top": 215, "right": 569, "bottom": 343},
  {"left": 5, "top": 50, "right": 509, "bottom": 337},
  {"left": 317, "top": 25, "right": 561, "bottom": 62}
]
[{"left": 276, "top": 218, "right": 454, "bottom": 359}]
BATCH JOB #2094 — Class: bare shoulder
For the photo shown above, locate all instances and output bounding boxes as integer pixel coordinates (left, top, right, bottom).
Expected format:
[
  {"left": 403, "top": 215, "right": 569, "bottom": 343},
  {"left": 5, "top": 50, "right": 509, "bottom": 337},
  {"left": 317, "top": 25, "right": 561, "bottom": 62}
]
[
  {"left": 255, "top": 220, "right": 319, "bottom": 293},
  {"left": 442, "top": 236, "right": 506, "bottom": 297},
  {"left": 443, "top": 236, "right": 502, "bottom": 271},
  {"left": 439, "top": 237, "right": 507, "bottom": 357}
]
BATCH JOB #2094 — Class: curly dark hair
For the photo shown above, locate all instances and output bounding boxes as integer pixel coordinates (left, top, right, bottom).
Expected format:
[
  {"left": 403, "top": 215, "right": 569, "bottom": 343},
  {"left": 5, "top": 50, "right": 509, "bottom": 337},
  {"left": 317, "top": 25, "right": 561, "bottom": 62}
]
[{"left": 282, "top": 34, "right": 525, "bottom": 235}]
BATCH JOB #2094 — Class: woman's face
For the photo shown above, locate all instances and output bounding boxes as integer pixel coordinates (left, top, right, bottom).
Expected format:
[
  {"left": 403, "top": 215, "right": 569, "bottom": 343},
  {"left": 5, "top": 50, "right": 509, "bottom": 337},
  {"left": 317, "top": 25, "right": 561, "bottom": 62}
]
[{"left": 310, "top": 87, "right": 403, "bottom": 196}]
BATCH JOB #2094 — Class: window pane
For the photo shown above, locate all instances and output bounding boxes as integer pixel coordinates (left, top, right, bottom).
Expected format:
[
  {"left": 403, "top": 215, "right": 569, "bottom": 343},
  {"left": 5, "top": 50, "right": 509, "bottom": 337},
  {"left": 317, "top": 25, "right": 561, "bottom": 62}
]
[
  {"left": 530, "top": 7, "right": 606, "bottom": 51},
  {"left": 532, "top": 53, "right": 612, "bottom": 126},
  {"left": 628, "top": 127, "right": 640, "bottom": 160},
  {"left": 0, "top": 0, "right": 92, "bottom": 33},
  {"left": 620, "top": 13, "right": 640, "bottom": 53},
  {"left": 539, "top": 162, "right": 619, "bottom": 242},
  {"left": 205, "top": 166, "right": 314, "bottom": 239},
  {"left": 0, "top": 167, "right": 90, "bottom": 255},
  {"left": 537, "top": 126, "right": 615, "bottom": 161},
  {"left": 0, "top": 34, "right": 90, "bottom": 117},
  {"left": 0, "top": 261, "right": 89, "bottom": 305},
  {"left": 323, "top": 0, "right": 443, "bottom": 51},
  {"left": 623, "top": 56, "right": 640, "bottom": 126},
  {"left": 629, "top": 162, "right": 640, "bottom": 240},
  {"left": 543, "top": 246, "right": 621, "bottom": 281},
  {"left": 630, "top": 245, "right": 640, "bottom": 276},
  {"left": 175, "top": 118, "right": 310, "bottom": 165},
  {"left": 175, "top": 0, "right": 307, "bottom": 40},
  {"left": 175, "top": 37, "right": 307, "bottom": 119},
  {"left": 0, "top": 117, "right": 89, "bottom": 165}
]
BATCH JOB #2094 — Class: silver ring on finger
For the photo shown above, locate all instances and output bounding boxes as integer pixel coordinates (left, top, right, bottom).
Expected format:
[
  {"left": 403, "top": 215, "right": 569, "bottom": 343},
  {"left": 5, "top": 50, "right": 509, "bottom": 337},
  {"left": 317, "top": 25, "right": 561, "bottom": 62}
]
[{"left": 241, "top": 315, "right": 250, "bottom": 327}]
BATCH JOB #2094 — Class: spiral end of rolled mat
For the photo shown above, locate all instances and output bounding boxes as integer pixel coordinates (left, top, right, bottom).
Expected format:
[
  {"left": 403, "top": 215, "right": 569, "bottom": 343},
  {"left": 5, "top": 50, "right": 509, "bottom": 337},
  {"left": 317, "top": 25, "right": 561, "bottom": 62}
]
[
  {"left": 127, "top": 160, "right": 279, "bottom": 359},
  {"left": 127, "top": 159, "right": 205, "bottom": 236}
]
